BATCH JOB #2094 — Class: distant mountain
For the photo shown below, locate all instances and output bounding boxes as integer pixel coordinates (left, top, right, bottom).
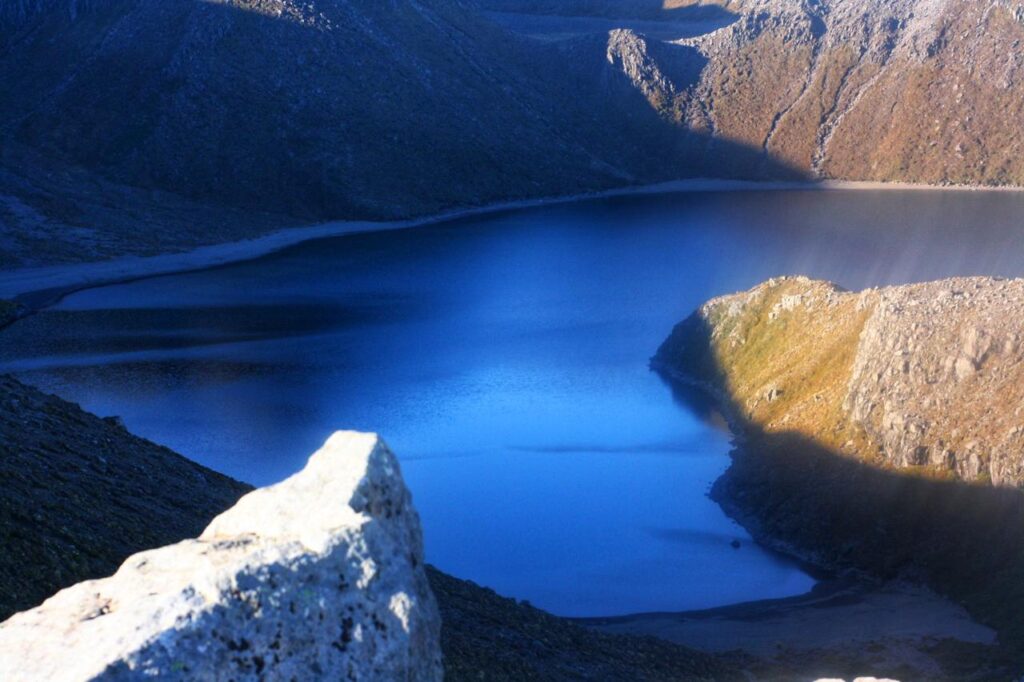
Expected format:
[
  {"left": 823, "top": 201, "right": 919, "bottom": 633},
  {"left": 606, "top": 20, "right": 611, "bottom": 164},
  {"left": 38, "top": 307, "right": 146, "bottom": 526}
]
[
  {"left": 1, "top": 0, "right": 788, "bottom": 266},
  {"left": 557, "top": 0, "right": 1024, "bottom": 186},
  {"left": 1, "top": 0, "right": 1022, "bottom": 268}
]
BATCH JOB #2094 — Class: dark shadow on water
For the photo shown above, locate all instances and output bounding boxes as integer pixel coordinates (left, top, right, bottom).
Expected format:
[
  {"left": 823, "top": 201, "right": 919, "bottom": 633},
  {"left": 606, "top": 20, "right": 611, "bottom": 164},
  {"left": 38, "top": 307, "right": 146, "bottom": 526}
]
[
  {"left": 652, "top": 310, "right": 1024, "bottom": 679},
  {"left": 656, "top": 373, "right": 731, "bottom": 433}
]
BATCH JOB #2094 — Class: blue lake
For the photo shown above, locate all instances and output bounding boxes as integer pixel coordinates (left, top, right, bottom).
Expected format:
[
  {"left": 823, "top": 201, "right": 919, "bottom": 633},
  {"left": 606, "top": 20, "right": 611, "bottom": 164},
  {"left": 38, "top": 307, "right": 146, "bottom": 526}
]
[{"left": 5, "top": 188, "right": 1024, "bottom": 616}]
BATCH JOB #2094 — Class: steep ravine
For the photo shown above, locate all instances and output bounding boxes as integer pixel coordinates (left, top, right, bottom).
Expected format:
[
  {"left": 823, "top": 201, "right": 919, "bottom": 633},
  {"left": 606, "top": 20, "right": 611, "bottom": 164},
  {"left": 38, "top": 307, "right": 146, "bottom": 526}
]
[{"left": 654, "top": 275, "right": 1024, "bottom": 677}]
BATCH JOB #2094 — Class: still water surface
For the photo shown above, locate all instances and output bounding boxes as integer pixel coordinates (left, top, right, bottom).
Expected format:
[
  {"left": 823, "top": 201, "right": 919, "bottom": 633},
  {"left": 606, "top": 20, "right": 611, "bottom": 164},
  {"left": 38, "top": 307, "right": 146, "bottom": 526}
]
[{"left": 5, "top": 188, "right": 1024, "bottom": 616}]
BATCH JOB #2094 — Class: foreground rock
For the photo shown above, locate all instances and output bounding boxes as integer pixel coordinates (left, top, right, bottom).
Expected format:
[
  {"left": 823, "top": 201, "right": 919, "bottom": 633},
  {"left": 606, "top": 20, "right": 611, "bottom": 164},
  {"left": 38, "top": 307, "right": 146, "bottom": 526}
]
[{"left": 0, "top": 431, "right": 442, "bottom": 681}]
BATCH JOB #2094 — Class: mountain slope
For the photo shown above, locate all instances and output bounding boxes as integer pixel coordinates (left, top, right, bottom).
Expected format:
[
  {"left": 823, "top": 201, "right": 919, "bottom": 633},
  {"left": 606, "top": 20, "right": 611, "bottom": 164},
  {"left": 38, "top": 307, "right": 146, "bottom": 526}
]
[
  {"left": 0, "top": 0, "right": 619, "bottom": 219},
  {"left": 0, "top": 0, "right": 797, "bottom": 268},
  {"left": 490, "top": 0, "right": 1024, "bottom": 185},
  {"left": 635, "top": 0, "right": 1024, "bottom": 185},
  {"left": 4, "top": 0, "right": 1024, "bottom": 270}
]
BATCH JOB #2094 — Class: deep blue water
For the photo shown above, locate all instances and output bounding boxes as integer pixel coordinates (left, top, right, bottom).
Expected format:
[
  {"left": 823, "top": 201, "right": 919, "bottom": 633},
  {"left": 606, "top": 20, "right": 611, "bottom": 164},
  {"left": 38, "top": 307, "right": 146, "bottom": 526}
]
[{"left": 5, "top": 188, "right": 1024, "bottom": 616}]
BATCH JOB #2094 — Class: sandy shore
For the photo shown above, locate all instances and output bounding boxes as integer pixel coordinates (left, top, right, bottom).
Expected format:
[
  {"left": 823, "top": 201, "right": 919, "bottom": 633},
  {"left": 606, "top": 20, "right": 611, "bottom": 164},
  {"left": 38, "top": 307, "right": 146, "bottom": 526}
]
[
  {"left": 584, "top": 578, "right": 994, "bottom": 655},
  {"left": 2, "top": 176, "right": 1021, "bottom": 305},
  {"left": 582, "top": 577, "right": 996, "bottom": 676}
]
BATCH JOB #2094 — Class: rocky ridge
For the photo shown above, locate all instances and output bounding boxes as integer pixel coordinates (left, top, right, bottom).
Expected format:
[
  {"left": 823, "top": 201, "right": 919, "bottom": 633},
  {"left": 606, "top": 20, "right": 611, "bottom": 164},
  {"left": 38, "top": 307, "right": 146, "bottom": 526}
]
[
  {"left": 656, "top": 275, "right": 1024, "bottom": 487},
  {"left": 0, "top": 430, "right": 443, "bottom": 681}
]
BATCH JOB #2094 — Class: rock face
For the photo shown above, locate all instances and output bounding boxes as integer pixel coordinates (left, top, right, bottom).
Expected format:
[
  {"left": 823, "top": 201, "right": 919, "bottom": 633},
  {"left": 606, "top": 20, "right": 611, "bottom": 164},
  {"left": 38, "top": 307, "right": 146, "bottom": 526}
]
[
  {"left": 844, "top": 280, "right": 1024, "bottom": 485},
  {"left": 0, "top": 431, "right": 442, "bottom": 681},
  {"left": 655, "top": 276, "right": 1024, "bottom": 487},
  {"left": 642, "top": 0, "right": 1024, "bottom": 186}
]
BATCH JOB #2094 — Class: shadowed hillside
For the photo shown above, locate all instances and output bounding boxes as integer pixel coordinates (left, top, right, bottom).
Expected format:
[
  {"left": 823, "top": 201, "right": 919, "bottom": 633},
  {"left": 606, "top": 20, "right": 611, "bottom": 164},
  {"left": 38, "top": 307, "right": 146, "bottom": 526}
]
[{"left": 0, "top": 0, "right": 805, "bottom": 268}]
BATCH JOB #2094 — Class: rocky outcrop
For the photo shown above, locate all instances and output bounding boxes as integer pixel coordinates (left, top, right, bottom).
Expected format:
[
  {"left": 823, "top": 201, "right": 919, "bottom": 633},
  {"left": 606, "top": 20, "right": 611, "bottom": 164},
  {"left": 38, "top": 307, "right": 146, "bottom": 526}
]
[
  {"left": 0, "top": 430, "right": 442, "bottom": 681},
  {"left": 656, "top": 275, "right": 1024, "bottom": 487},
  {"left": 655, "top": 277, "right": 1024, "bottom": 672},
  {"left": 843, "top": 279, "right": 1024, "bottom": 485}
]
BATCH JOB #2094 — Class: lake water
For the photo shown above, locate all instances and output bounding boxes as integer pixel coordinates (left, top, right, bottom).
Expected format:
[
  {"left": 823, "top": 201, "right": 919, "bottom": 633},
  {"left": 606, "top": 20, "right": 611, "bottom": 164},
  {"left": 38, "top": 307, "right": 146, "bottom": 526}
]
[{"left": 5, "top": 188, "right": 1024, "bottom": 617}]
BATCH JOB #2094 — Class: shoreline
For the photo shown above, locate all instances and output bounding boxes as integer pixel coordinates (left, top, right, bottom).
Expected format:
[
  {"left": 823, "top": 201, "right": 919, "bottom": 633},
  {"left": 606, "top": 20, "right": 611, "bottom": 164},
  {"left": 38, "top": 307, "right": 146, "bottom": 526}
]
[
  {"left": 581, "top": 576, "right": 996, "bottom": 662},
  {"left": 3, "top": 175, "right": 1023, "bottom": 310}
]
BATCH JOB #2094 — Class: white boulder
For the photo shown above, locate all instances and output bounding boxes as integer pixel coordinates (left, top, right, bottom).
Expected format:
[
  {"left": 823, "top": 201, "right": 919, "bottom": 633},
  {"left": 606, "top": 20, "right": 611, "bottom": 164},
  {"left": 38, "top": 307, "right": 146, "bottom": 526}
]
[{"left": 0, "top": 431, "right": 442, "bottom": 681}]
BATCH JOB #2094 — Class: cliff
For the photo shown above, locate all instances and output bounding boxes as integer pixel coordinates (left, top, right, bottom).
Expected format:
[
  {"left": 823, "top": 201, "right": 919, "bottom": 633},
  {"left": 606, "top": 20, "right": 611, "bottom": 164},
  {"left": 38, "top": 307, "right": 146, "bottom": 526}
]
[
  {"left": 0, "top": 375, "right": 734, "bottom": 680},
  {"left": 654, "top": 276, "right": 1024, "bottom": 670}
]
